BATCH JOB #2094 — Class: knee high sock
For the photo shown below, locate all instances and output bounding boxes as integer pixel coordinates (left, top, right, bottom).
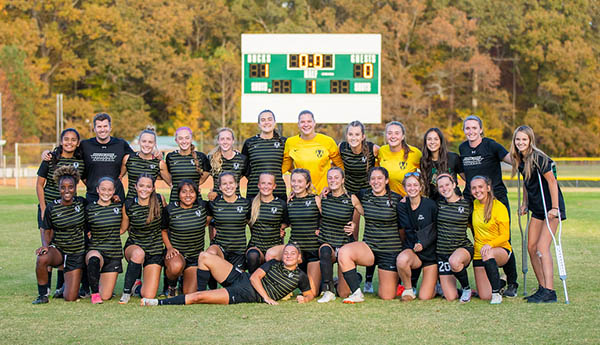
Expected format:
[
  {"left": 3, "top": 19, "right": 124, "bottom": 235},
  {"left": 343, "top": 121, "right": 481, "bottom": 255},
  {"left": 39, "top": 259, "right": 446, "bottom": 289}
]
[
  {"left": 453, "top": 267, "right": 470, "bottom": 290},
  {"left": 503, "top": 254, "right": 518, "bottom": 286},
  {"left": 47, "top": 270, "right": 53, "bottom": 291},
  {"left": 365, "top": 264, "right": 375, "bottom": 283},
  {"left": 196, "top": 269, "right": 210, "bottom": 291},
  {"left": 342, "top": 268, "right": 361, "bottom": 293},
  {"left": 245, "top": 249, "right": 261, "bottom": 274},
  {"left": 56, "top": 270, "right": 64, "bottom": 290},
  {"left": 483, "top": 259, "right": 502, "bottom": 293},
  {"left": 158, "top": 294, "right": 186, "bottom": 305},
  {"left": 123, "top": 262, "right": 142, "bottom": 294},
  {"left": 87, "top": 257, "right": 101, "bottom": 294},
  {"left": 319, "top": 246, "right": 334, "bottom": 292},
  {"left": 80, "top": 266, "right": 90, "bottom": 292}
]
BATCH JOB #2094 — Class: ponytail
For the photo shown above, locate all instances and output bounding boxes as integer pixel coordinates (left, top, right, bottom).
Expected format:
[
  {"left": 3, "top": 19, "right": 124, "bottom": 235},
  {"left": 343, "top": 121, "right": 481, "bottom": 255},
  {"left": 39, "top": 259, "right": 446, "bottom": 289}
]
[{"left": 137, "top": 173, "right": 160, "bottom": 224}]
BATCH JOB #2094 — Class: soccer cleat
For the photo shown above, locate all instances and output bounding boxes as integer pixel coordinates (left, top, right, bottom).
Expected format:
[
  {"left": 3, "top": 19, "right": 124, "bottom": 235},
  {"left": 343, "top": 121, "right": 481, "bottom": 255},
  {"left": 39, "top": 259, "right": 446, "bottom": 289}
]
[
  {"left": 525, "top": 286, "right": 544, "bottom": 302},
  {"left": 140, "top": 298, "right": 158, "bottom": 306},
  {"left": 167, "top": 286, "right": 177, "bottom": 297},
  {"left": 396, "top": 284, "right": 405, "bottom": 297},
  {"left": 91, "top": 293, "right": 103, "bottom": 304},
  {"left": 132, "top": 279, "right": 142, "bottom": 297},
  {"left": 401, "top": 288, "right": 416, "bottom": 301},
  {"left": 343, "top": 289, "right": 364, "bottom": 304},
  {"left": 460, "top": 288, "right": 472, "bottom": 303},
  {"left": 363, "top": 281, "right": 374, "bottom": 294},
  {"left": 503, "top": 283, "right": 518, "bottom": 298},
  {"left": 79, "top": 287, "right": 90, "bottom": 299},
  {"left": 490, "top": 292, "right": 503, "bottom": 304},
  {"left": 119, "top": 293, "right": 131, "bottom": 304},
  {"left": 53, "top": 287, "right": 64, "bottom": 299},
  {"left": 32, "top": 295, "right": 49, "bottom": 304},
  {"left": 317, "top": 291, "right": 336, "bottom": 303},
  {"left": 541, "top": 289, "right": 557, "bottom": 303},
  {"left": 434, "top": 281, "right": 443, "bottom": 297}
]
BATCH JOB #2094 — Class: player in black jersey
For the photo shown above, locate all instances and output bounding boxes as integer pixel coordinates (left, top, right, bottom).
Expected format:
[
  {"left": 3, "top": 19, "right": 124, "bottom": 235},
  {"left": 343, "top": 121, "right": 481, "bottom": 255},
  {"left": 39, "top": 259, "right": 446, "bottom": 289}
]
[
  {"left": 245, "top": 173, "right": 288, "bottom": 274},
  {"left": 166, "top": 127, "right": 210, "bottom": 202},
  {"left": 395, "top": 172, "right": 438, "bottom": 301},
  {"left": 162, "top": 180, "right": 208, "bottom": 295},
  {"left": 266, "top": 168, "right": 321, "bottom": 297},
  {"left": 435, "top": 173, "right": 474, "bottom": 302},
  {"left": 339, "top": 121, "right": 379, "bottom": 195},
  {"left": 338, "top": 167, "right": 402, "bottom": 303},
  {"left": 141, "top": 243, "right": 313, "bottom": 306},
  {"left": 196, "top": 172, "right": 251, "bottom": 291},
  {"left": 316, "top": 167, "right": 360, "bottom": 303},
  {"left": 36, "top": 128, "right": 85, "bottom": 298},
  {"left": 120, "top": 127, "right": 170, "bottom": 199},
  {"left": 510, "top": 126, "right": 566, "bottom": 303},
  {"left": 242, "top": 110, "right": 287, "bottom": 200},
  {"left": 420, "top": 128, "right": 462, "bottom": 202},
  {"left": 85, "top": 177, "right": 127, "bottom": 304},
  {"left": 119, "top": 174, "right": 166, "bottom": 303},
  {"left": 34, "top": 166, "right": 86, "bottom": 304},
  {"left": 207, "top": 128, "right": 248, "bottom": 201}
]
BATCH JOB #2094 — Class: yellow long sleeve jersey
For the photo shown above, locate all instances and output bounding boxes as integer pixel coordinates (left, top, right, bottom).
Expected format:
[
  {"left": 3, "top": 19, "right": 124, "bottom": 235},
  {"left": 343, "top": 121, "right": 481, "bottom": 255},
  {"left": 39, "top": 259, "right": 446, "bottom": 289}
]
[
  {"left": 376, "top": 144, "right": 422, "bottom": 196},
  {"left": 472, "top": 199, "right": 512, "bottom": 260}
]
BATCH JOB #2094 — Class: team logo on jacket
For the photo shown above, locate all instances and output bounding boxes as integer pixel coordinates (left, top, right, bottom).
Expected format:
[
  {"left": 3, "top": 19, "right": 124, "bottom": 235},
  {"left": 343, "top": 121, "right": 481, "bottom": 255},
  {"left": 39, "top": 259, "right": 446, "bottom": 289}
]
[
  {"left": 271, "top": 207, "right": 278, "bottom": 214},
  {"left": 190, "top": 159, "right": 195, "bottom": 165},
  {"left": 237, "top": 206, "right": 244, "bottom": 213},
  {"left": 305, "top": 200, "right": 312, "bottom": 207},
  {"left": 150, "top": 164, "right": 156, "bottom": 170},
  {"left": 342, "top": 199, "right": 349, "bottom": 204},
  {"left": 316, "top": 149, "right": 324, "bottom": 158},
  {"left": 418, "top": 214, "right": 424, "bottom": 221},
  {"left": 73, "top": 162, "right": 79, "bottom": 169},
  {"left": 274, "top": 142, "right": 281, "bottom": 148},
  {"left": 75, "top": 205, "right": 81, "bottom": 213},
  {"left": 233, "top": 163, "right": 240, "bottom": 170},
  {"left": 195, "top": 209, "right": 203, "bottom": 217},
  {"left": 361, "top": 156, "right": 367, "bottom": 163},
  {"left": 288, "top": 272, "right": 294, "bottom": 278},
  {"left": 399, "top": 161, "right": 407, "bottom": 169},
  {"left": 113, "top": 208, "right": 120, "bottom": 214},
  {"left": 458, "top": 206, "right": 465, "bottom": 214},
  {"left": 386, "top": 200, "right": 391, "bottom": 207}
]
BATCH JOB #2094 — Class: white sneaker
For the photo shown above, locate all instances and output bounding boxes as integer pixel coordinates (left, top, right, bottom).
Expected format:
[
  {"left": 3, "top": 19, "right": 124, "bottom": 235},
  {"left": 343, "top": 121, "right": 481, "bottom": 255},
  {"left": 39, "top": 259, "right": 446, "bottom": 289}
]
[
  {"left": 343, "top": 289, "right": 364, "bottom": 304},
  {"left": 490, "top": 292, "right": 502, "bottom": 304},
  {"left": 460, "top": 288, "right": 472, "bottom": 303},
  {"left": 401, "top": 288, "right": 416, "bottom": 301},
  {"left": 140, "top": 298, "right": 158, "bottom": 306},
  {"left": 318, "top": 291, "right": 336, "bottom": 303},
  {"left": 119, "top": 293, "right": 131, "bottom": 304},
  {"left": 363, "top": 282, "right": 374, "bottom": 294}
]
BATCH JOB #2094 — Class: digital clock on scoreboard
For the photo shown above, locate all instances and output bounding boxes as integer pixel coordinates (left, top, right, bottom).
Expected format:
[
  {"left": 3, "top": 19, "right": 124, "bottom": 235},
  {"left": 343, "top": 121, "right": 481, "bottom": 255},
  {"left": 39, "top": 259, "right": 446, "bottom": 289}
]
[{"left": 241, "top": 34, "right": 381, "bottom": 124}]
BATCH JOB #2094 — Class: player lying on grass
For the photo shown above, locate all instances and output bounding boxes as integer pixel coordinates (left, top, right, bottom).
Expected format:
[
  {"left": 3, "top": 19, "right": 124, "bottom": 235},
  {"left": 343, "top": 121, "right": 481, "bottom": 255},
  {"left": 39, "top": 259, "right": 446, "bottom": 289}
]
[{"left": 141, "top": 242, "right": 313, "bottom": 306}]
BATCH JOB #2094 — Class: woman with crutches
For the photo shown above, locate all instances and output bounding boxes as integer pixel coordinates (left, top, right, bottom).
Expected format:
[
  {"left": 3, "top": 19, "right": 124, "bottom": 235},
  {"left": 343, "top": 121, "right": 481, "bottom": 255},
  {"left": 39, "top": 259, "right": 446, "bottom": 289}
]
[{"left": 510, "top": 125, "right": 566, "bottom": 303}]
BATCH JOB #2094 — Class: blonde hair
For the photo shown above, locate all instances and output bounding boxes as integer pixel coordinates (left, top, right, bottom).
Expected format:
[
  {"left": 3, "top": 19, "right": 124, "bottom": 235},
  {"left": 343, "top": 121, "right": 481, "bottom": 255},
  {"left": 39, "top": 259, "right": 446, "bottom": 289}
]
[
  {"left": 249, "top": 173, "right": 276, "bottom": 226},
  {"left": 510, "top": 125, "right": 549, "bottom": 181},
  {"left": 471, "top": 175, "right": 494, "bottom": 223},
  {"left": 175, "top": 127, "right": 203, "bottom": 174},
  {"left": 291, "top": 169, "right": 317, "bottom": 196},
  {"left": 327, "top": 167, "right": 348, "bottom": 196},
  {"left": 402, "top": 172, "right": 425, "bottom": 197},
  {"left": 210, "top": 128, "right": 236, "bottom": 176}
]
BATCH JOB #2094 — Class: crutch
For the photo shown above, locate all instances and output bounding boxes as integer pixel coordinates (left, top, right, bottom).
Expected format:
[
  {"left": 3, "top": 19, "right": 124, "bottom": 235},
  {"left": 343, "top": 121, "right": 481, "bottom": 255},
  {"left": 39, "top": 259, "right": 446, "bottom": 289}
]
[
  {"left": 517, "top": 173, "right": 529, "bottom": 296},
  {"left": 537, "top": 172, "right": 569, "bottom": 304}
]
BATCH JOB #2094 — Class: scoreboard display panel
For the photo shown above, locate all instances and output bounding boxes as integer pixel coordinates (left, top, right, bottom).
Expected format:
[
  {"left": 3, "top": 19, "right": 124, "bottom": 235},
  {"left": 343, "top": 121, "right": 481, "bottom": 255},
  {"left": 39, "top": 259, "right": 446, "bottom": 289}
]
[{"left": 241, "top": 34, "right": 381, "bottom": 123}]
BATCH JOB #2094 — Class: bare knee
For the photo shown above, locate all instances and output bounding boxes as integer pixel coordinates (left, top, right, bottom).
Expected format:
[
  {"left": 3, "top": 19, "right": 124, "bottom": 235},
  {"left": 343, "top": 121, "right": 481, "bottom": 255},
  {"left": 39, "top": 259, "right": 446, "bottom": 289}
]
[
  {"left": 129, "top": 249, "right": 145, "bottom": 263},
  {"left": 396, "top": 255, "right": 409, "bottom": 269},
  {"left": 449, "top": 258, "right": 463, "bottom": 272},
  {"left": 198, "top": 251, "right": 214, "bottom": 266}
]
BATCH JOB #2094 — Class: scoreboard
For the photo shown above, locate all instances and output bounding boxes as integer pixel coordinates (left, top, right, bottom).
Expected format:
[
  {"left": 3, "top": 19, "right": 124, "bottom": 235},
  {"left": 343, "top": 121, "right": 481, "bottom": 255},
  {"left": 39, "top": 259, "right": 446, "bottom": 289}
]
[{"left": 241, "top": 34, "right": 381, "bottom": 123}]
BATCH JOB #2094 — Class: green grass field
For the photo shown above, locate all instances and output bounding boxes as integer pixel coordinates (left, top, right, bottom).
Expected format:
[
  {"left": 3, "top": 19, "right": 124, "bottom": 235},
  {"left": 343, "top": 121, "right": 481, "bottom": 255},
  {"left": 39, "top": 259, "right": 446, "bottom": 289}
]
[{"left": 1, "top": 186, "right": 599, "bottom": 344}]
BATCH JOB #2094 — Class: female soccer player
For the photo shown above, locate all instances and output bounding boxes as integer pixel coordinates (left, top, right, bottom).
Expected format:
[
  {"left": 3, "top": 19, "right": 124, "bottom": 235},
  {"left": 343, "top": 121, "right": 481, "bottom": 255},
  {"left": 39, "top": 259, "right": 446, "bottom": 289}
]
[
  {"left": 435, "top": 173, "right": 473, "bottom": 302},
  {"left": 420, "top": 128, "right": 461, "bottom": 201},
  {"left": 376, "top": 121, "right": 422, "bottom": 196},
  {"left": 337, "top": 167, "right": 402, "bottom": 303},
  {"left": 33, "top": 166, "right": 86, "bottom": 304},
  {"left": 282, "top": 110, "right": 343, "bottom": 193},
  {"left": 120, "top": 127, "right": 170, "bottom": 199},
  {"left": 242, "top": 110, "right": 287, "bottom": 200},
  {"left": 141, "top": 243, "right": 313, "bottom": 306},
  {"left": 470, "top": 176, "right": 511, "bottom": 304},
  {"left": 166, "top": 127, "right": 210, "bottom": 202},
  {"left": 36, "top": 128, "right": 85, "bottom": 297},
  {"left": 510, "top": 125, "right": 566, "bottom": 303},
  {"left": 85, "top": 177, "right": 127, "bottom": 304},
  {"left": 246, "top": 173, "right": 288, "bottom": 274},
  {"left": 316, "top": 167, "right": 359, "bottom": 303},
  {"left": 161, "top": 179, "right": 208, "bottom": 295},
  {"left": 459, "top": 115, "right": 518, "bottom": 297},
  {"left": 207, "top": 128, "right": 247, "bottom": 201},
  {"left": 119, "top": 174, "right": 166, "bottom": 303},
  {"left": 396, "top": 172, "right": 438, "bottom": 301},
  {"left": 197, "top": 172, "right": 251, "bottom": 291},
  {"left": 339, "top": 121, "right": 379, "bottom": 195}
]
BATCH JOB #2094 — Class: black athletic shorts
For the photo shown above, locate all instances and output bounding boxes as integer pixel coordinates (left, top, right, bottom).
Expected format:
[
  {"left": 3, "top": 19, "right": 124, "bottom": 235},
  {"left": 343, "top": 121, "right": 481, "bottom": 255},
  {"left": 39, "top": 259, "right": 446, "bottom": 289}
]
[
  {"left": 531, "top": 210, "right": 567, "bottom": 221},
  {"left": 123, "top": 239, "right": 164, "bottom": 267},
  {"left": 437, "top": 247, "right": 474, "bottom": 275},
  {"left": 217, "top": 245, "right": 246, "bottom": 271},
  {"left": 473, "top": 248, "right": 512, "bottom": 267},
  {"left": 223, "top": 268, "right": 260, "bottom": 304},
  {"left": 100, "top": 255, "right": 123, "bottom": 273},
  {"left": 183, "top": 255, "right": 198, "bottom": 269},
  {"left": 52, "top": 246, "right": 85, "bottom": 272},
  {"left": 301, "top": 249, "right": 320, "bottom": 263},
  {"left": 373, "top": 250, "right": 400, "bottom": 272},
  {"left": 37, "top": 204, "right": 44, "bottom": 229}
]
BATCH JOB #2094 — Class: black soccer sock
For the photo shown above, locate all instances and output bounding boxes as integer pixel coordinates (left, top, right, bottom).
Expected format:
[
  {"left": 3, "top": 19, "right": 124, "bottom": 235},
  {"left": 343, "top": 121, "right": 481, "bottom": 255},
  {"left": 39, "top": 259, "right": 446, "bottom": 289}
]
[
  {"left": 483, "top": 258, "right": 502, "bottom": 293},
  {"left": 365, "top": 264, "right": 375, "bottom": 283},
  {"left": 196, "top": 269, "right": 210, "bottom": 291},
  {"left": 319, "top": 246, "right": 334, "bottom": 292},
  {"left": 410, "top": 267, "right": 422, "bottom": 288},
  {"left": 503, "top": 254, "right": 518, "bottom": 286},
  {"left": 47, "top": 270, "right": 53, "bottom": 291},
  {"left": 158, "top": 294, "right": 186, "bottom": 305},
  {"left": 245, "top": 249, "right": 261, "bottom": 274},
  {"left": 56, "top": 270, "right": 64, "bottom": 290},
  {"left": 80, "top": 266, "right": 90, "bottom": 293},
  {"left": 38, "top": 283, "right": 49, "bottom": 297},
  {"left": 208, "top": 275, "right": 218, "bottom": 290},
  {"left": 453, "top": 267, "right": 470, "bottom": 290},
  {"left": 162, "top": 270, "right": 169, "bottom": 292},
  {"left": 167, "top": 278, "right": 178, "bottom": 289},
  {"left": 87, "top": 256, "right": 101, "bottom": 294},
  {"left": 123, "top": 262, "right": 142, "bottom": 294},
  {"left": 342, "top": 268, "right": 361, "bottom": 293}
]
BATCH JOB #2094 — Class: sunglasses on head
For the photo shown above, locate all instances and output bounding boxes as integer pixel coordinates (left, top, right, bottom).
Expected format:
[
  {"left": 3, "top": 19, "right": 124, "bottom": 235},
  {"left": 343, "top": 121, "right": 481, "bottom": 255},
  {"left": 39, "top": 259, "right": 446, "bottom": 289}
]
[{"left": 404, "top": 171, "right": 420, "bottom": 178}]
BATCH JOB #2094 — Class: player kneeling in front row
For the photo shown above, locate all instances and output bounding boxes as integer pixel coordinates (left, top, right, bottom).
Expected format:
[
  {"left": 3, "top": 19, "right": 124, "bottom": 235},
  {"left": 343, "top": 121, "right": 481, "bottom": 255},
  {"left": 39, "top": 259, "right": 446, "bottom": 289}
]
[{"left": 141, "top": 242, "right": 313, "bottom": 306}]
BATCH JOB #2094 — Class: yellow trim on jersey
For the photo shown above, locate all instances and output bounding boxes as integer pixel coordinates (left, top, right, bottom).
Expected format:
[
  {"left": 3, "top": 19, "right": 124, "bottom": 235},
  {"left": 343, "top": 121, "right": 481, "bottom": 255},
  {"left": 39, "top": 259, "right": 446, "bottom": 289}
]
[
  {"left": 472, "top": 199, "right": 512, "bottom": 260},
  {"left": 376, "top": 144, "right": 421, "bottom": 196},
  {"left": 282, "top": 133, "right": 343, "bottom": 193}
]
